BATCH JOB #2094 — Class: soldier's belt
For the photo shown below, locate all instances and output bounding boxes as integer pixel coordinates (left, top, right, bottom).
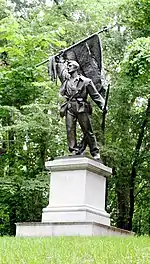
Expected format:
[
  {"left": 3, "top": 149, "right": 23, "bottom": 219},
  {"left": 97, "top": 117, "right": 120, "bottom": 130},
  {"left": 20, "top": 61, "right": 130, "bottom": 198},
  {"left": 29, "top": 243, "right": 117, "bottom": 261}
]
[{"left": 67, "top": 98, "right": 85, "bottom": 102}]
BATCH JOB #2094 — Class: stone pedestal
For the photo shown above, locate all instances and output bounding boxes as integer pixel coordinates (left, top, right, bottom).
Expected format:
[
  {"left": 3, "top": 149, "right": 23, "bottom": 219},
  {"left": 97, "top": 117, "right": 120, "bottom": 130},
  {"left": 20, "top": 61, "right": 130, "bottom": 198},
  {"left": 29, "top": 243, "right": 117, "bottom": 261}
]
[
  {"left": 42, "top": 156, "right": 111, "bottom": 226},
  {"left": 16, "top": 156, "right": 134, "bottom": 237}
]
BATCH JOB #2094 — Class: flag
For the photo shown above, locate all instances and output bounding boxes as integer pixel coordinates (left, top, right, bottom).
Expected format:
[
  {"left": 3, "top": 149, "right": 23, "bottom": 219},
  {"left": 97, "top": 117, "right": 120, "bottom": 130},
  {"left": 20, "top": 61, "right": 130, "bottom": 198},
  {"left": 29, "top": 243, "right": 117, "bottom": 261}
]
[
  {"left": 49, "top": 34, "right": 106, "bottom": 96},
  {"left": 62, "top": 34, "right": 104, "bottom": 94}
]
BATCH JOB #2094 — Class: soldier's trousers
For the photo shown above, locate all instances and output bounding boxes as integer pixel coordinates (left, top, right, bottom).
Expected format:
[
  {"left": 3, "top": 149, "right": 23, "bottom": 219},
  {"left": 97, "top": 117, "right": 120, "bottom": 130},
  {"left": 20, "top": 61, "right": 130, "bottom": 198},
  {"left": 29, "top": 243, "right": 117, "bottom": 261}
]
[{"left": 65, "top": 109, "right": 99, "bottom": 156}]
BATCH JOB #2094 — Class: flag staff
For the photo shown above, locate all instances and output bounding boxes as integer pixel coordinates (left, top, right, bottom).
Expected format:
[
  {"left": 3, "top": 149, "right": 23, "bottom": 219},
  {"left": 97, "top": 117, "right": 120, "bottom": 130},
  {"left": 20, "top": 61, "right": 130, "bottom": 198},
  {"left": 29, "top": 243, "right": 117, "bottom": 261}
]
[{"left": 36, "top": 24, "right": 115, "bottom": 67}]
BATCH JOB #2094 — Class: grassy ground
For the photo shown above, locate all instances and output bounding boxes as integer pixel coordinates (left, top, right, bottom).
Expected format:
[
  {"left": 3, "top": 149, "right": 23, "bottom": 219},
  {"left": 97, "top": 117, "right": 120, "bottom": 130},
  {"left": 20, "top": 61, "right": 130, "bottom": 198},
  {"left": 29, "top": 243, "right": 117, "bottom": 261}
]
[{"left": 0, "top": 236, "right": 150, "bottom": 264}]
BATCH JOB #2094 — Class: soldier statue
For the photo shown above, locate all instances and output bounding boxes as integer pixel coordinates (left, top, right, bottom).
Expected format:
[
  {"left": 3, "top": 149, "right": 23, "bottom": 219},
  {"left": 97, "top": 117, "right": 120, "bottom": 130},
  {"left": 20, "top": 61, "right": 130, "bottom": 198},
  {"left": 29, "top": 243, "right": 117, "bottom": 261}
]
[{"left": 55, "top": 55, "right": 106, "bottom": 160}]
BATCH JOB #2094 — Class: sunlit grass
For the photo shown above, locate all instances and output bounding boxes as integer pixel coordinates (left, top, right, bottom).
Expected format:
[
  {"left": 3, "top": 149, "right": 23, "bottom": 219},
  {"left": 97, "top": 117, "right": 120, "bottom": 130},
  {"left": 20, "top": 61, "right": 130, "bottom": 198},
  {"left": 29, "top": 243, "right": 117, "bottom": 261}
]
[{"left": 0, "top": 236, "right": 150, "bottom": 263}]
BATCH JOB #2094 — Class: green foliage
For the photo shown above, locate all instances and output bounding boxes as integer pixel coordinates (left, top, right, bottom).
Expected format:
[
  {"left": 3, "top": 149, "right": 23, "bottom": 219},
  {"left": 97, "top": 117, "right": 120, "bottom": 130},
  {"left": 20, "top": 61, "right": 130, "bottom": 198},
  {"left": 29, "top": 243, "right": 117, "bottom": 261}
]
[
  {"left": 122, "top": 37, "right": 150, "bottom": 81},
  {"left": 119, "top": 0, "right": 150, "bottom": 37},
  {"left": 0, "top": 4, "right": 68, "bottom": 235},
  {"left": 0, "top": 0, "right": 11, "bottom": 20},
  {"left": 0, "top": 0, "right": 149, "bottom": 235},
  {"left": 0, "top": 172, "right": 49, "bottom": 235},
  {"left": 104, "top": 11, "right": 150, "bottom": 231}
]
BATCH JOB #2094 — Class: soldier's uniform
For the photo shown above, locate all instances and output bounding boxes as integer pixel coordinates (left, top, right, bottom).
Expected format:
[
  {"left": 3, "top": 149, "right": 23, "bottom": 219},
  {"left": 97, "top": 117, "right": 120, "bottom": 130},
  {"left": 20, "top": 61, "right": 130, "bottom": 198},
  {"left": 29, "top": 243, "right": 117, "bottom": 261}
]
[{"left": 57, "top": 61, "right": 105, "bottom": 158}]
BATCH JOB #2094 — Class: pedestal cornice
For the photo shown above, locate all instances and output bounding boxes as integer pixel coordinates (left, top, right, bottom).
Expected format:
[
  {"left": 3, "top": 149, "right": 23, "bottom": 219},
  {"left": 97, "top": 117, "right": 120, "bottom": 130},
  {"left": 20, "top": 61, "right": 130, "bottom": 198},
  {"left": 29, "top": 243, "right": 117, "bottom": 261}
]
[{"left": 45, "top": 156, "right": 112, "bottom": 177}]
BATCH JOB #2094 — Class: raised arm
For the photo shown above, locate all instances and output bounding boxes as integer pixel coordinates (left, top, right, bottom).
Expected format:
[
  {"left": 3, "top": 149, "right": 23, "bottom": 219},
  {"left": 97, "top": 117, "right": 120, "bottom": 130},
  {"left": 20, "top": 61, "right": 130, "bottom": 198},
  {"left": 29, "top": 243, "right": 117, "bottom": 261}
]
[
  {"left": 55, "top": 54, "right": 70, "bottom": 82},
  {"left": 56, "top": 60, "right": 68, "bottom": 83}
]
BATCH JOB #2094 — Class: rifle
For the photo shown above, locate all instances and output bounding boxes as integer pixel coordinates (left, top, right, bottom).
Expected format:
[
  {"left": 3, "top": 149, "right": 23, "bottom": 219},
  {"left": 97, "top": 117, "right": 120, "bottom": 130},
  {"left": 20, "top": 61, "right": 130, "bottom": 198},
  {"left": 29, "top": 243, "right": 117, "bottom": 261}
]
[
  {"left": 36, "top": 24, "right": 115, "bottom": 67},
  {"left": 101, "top": 83, "right": 110, "bottom": 134}
]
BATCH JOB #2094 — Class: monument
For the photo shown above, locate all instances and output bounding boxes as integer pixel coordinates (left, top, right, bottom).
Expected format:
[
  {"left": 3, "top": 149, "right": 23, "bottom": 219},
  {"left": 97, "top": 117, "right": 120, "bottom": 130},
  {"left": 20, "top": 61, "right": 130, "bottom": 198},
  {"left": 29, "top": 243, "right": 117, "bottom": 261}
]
[
  {"left": 49, "top": 33, "right": 106, "bottom": 160},
  {"left": 16, "top": 33, "right": 133, "bottom": 237}
]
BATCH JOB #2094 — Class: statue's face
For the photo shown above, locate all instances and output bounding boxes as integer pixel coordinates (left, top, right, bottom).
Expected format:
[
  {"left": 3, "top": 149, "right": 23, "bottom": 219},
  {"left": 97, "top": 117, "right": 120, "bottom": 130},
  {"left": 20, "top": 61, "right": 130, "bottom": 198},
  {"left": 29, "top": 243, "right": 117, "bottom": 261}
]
[{"left": 67, "top": 61, "right": 78, "bottom": 73}]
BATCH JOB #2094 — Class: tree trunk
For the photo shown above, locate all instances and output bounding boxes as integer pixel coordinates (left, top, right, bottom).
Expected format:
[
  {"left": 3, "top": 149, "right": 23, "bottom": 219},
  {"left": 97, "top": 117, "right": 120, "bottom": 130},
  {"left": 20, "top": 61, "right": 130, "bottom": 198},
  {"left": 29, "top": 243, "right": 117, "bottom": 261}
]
[
  {"left": 128, "top": 98, "right": 150, "bottom": 230},
  {"left": 116, "top": 182, "right": 130, "bottom": 230},
  {"left": 9, "top": 205, "right": 17, "bottom": 236},
  {"left": 39, "top": 132, "right": 48, "bottom": 171}
]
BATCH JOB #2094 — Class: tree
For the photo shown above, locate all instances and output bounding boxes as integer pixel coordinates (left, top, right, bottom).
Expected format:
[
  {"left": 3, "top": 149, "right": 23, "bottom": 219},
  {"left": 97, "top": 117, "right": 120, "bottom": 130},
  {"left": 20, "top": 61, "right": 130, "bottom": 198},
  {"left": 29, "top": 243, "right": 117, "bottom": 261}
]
[
  {"left": 0, "top": 5, "right": 67, "bottom": 234},
  {"left": 0, "top": 0, "right": 149, "bottom": 235},
  {"left": 104, "top": 31, "right": 150, "bottom": 231}
]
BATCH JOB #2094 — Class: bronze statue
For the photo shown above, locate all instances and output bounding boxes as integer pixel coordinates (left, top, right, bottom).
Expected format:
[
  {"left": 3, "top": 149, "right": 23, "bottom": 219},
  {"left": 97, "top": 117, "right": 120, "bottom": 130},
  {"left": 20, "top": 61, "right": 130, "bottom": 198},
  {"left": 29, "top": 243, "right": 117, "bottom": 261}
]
[
  {"left": 36, "top": 28, "right": 113, "bottom": 160},
  {"left": 46, "top": 33, "right": 109, "bottom": 160},
  {"left": 54, "top": 55, "right": 106, "bottom": 160}
]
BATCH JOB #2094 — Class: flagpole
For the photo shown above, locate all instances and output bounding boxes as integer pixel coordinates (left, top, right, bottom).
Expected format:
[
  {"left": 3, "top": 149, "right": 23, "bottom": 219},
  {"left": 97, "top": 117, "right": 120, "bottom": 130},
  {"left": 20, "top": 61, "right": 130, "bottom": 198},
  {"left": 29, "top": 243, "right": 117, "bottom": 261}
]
[{"left": 36, "top": 24, "right": 115, "bottom": 67}]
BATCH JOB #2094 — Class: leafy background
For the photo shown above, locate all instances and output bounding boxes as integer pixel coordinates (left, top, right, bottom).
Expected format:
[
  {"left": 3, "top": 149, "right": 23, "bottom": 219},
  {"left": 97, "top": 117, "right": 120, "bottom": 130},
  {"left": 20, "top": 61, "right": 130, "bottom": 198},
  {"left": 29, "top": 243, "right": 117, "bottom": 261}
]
[{"left": 0, "top": 0, "right": 149, "bottom": 235}]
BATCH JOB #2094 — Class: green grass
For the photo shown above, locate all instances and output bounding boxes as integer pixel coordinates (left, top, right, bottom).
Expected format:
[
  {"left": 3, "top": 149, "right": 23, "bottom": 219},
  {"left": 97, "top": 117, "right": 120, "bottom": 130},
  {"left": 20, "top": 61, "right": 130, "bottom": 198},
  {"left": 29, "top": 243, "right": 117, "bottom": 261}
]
[{"left": 0, "top": 236, "right": 150, "bottom": 264}]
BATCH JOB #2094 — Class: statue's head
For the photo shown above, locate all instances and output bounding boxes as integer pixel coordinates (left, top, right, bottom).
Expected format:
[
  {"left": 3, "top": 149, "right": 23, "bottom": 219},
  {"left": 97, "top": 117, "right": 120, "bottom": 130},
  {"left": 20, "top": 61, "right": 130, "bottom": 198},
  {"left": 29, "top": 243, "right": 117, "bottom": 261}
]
[{"left": 67, "top": 60, "right": 79, "bottom": 73}]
